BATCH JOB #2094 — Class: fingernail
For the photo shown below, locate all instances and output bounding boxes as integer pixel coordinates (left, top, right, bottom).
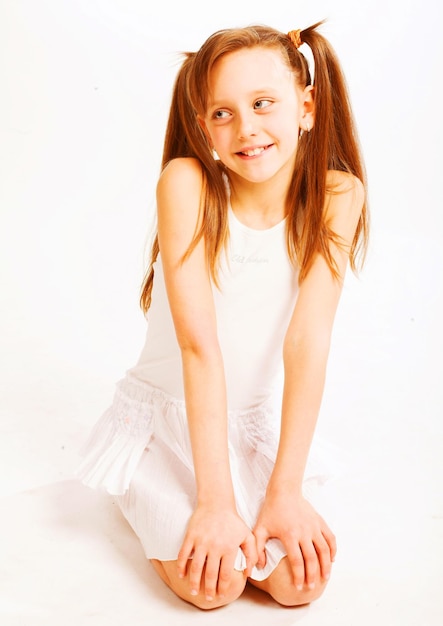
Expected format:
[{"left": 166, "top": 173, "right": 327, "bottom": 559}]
[
  {"left": 308, "top": 582, "right": 315, "bottom": 590},
  {"left": 206, "top": 595, "right": 213, "bottom": 601},
  {"left": 190, "top": 589, "right": 198, "bottom": 596},
  {"left": 296, "top": 584, "right": 303, "bottom": 591}
]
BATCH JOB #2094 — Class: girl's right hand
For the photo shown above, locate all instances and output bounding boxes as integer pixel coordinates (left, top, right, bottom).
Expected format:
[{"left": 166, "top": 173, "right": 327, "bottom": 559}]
[{"left": 177, "top": 505, "right": 257, "bottom": 601}]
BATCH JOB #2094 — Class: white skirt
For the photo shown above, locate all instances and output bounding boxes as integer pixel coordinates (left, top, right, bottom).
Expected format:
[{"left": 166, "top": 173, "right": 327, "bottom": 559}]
[{"left": 76, "top": 374, "right": 336, "bottom": 581}]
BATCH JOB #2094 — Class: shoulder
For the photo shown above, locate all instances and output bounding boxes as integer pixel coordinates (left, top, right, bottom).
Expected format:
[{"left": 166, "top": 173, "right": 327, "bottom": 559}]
[
  {"left": 326, "top": 169, "right": 363, "bottom": 190},
  {"left": 325, "top": 170, "right": 365, "bottom": 217},
  {"left": 323, "top": 170, "right": 365, "bottom": 243},
  {"left": 156, "top": 158, "right": 205, "bottom": 256},
  {"left": 157, "top": 157, "right": 203, "bottom": 199},
  {"left": 325, "top": 170, "right": 365, "bottom": 226}
]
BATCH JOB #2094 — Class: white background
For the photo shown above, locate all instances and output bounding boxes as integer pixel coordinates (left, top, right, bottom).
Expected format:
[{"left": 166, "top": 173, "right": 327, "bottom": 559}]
[{"left": 1, "top": 1, "right": 442, "bottom": 624}]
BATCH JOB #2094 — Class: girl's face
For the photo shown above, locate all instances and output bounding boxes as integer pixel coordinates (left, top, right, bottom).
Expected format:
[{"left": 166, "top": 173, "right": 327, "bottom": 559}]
[{"left": 199, "top": 46, "right": 314, "bottom": 187}]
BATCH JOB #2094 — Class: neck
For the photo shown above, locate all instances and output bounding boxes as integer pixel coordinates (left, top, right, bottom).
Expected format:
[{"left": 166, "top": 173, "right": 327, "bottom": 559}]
[{"left": 227, "top": 175, "right": 288, "bottom": 229}]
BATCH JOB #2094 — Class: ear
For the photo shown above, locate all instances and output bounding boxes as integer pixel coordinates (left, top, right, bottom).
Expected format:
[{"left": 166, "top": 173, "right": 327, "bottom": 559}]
[
  {"left": 197, "top": 115, "right": 219, "bottom": 159},
  {"left": 197, "top": 115, "right": 212, "bottom": 145},
  {"left": 300, "top": 85, "right": 315, "bottom": 131}
]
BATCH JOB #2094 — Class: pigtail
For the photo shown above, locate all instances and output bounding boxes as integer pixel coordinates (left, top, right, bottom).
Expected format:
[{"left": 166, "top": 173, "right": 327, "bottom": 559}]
[
  {"left": 161, "top": 54, "right": 203, "bottom": 166},
  {"left": 140, "top": 56, "right": 197, "bottom": 312},
  {"left": 140, "top": 52, "right": 228, "bottom": 313},
  {"left": 287, "top": 22, "right": 369, "bottom": 280}
]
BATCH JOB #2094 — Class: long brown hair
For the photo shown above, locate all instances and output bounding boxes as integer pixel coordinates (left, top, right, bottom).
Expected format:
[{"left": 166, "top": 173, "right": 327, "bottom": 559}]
[{"left": 140, "top": 22, "right": 369, "bottom": 313}]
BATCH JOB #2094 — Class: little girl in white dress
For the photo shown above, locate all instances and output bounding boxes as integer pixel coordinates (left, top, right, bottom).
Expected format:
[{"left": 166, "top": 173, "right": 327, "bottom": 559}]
[{"left": 77, "top": 21, "right": 368, "bottom": 608}]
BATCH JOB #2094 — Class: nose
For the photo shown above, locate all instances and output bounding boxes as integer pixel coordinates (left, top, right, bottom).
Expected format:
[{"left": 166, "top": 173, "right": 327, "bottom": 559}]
[{"left": 237, "top": 109, "right": 257, "bottom": 139}]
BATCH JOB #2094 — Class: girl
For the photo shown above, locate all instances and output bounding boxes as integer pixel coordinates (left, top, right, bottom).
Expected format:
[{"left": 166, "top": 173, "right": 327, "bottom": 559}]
[{"left": 77, "top": 21, "right": 368, "bottom": 610}]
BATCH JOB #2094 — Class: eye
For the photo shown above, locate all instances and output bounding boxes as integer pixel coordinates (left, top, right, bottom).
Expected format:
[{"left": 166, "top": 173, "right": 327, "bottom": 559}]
[
  {"left": 254, "top": 99, "right": 272, "bottom": 110},
  {"left": 213, "top": 109, "right": 230, "bottom": 120}
]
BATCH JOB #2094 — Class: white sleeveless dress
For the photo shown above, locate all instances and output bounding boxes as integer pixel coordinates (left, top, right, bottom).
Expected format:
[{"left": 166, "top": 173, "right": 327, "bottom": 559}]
[{"left": 77, "top": 204, "right": 333, "bottom": 581}]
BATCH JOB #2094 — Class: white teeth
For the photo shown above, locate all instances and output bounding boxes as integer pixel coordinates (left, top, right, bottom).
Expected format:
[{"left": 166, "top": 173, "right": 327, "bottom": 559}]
[{"left": 242, "top": 147, "right": 265, "bottom": 156}]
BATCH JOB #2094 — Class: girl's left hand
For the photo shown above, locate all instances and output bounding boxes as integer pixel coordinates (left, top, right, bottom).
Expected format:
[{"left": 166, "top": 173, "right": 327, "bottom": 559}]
[{"left": 253, "top": 492, "right": 337, "bottom": 590}]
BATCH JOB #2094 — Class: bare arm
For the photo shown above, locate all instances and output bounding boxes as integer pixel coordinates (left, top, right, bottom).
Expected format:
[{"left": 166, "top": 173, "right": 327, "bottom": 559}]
[
  {"left": 157, "top": 158, "right": 256, "bottom": 599},
  {"left": 254, "top": 172, "right": 365, "bottom": 588},
  {"left": 157, "top": 159, "right": 233, "bottom": 506}
]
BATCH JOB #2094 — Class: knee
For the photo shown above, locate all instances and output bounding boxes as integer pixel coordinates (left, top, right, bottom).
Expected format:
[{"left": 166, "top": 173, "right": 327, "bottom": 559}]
[
  {"left": 255, "top": 555, "right": 330, "bottom": 607},
  {"left": 192, "top": 572, "right": 247, "bottom": 610},
  {"left": 152, "top": 560, "right": 247, "bottom": 611},
  {"left": 271, "top": 579, "right": 327, "bottom": 607}
]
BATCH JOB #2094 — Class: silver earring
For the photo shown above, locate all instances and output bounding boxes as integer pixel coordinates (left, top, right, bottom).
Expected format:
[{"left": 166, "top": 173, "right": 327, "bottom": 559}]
[
  {"left": 212, "top": 148, "right": 220, "bottom": 160},
  {"left": 306, "top": 122, "right": 310, "bottom": 133}
]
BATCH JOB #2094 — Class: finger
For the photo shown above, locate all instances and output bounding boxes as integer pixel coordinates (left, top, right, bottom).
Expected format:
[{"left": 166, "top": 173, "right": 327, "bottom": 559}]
[
  {"left": 188, "top": 548, "right": 206, "bottom": 597},
  {"left": 177, "top": 538, "right": 194, "bottom": 579},
  {"left": 241, "top": 533, "right": 259, "bottom": 577},
  {"left": 322, "top": 525, "right": 337, "bottom": 562},
  {"left": 314, "top": 534, "right": 333, "bottom": 581},
  {"left": 253, "top": 526, "right": 268, "bottom": 569},
  {"left": 287, "top": 544, "right": 306, "bottom": 590},
  {"left": 217, "top": 553, "right": 236, "bottom": 598},
  {"left": 316, "top": 514, "right": 337, "bottom": 562},
  {"left": 203, "top": 555, "right": 220, "bottom": 602},
  {"left": 300, "top": 541, "right": 319, "bottom": 590}
]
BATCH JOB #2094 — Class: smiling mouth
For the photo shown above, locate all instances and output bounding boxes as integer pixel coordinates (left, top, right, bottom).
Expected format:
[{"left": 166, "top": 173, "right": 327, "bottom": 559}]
[{"left": 237, "top": 144, "right": 272, "bottom": 157}]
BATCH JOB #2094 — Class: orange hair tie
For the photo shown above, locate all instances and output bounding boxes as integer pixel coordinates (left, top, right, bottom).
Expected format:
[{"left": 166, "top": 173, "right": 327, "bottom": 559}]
[{"left": 287, "top": 29, "right": 302, "bottom": 49}]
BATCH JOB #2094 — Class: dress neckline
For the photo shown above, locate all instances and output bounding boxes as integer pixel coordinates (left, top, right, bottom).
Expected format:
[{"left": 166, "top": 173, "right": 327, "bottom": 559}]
[{"left": 228, "top": 203, "right": 287, "bottom": 234}]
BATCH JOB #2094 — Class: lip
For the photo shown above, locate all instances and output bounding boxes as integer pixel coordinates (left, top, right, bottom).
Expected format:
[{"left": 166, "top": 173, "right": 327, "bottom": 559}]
[{"left": 236, "top": 143, "right": 273, "bottom": 158}]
